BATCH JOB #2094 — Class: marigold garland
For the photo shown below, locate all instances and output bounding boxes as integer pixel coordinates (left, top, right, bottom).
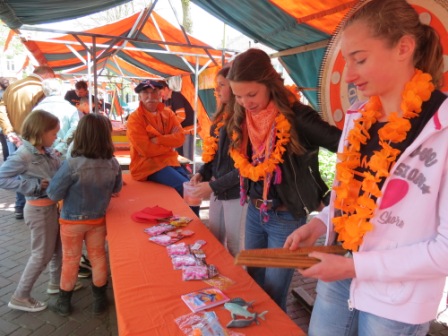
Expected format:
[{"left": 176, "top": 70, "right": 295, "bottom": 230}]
[
  {"left": 333, "top": 70, "right": 434, "bottom": 251},
  {"left": 202, "top": 113, "right": 228, "bottom": 163},
  {"left": 229, "top": 113, "right": 291, "bottom": 182}
]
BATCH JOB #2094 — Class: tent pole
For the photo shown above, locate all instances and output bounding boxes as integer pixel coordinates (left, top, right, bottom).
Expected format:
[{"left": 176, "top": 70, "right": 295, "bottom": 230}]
[
  {"left": 87, "top": 51, "right": 93, "bottom": 113},
  {"left": 92, "top": 36, "right": 99, "bottom": 113},
  {"left": 193, "top": 56, "right": 199, "bottom": 174}
]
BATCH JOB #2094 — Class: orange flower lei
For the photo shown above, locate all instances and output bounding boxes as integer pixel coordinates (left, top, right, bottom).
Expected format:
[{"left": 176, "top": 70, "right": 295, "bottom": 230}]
[
  {"left": 202, "top": 113, "right": 228, "bottom": 163},
  {"left": 229, "top": 113, "right": 291, "bottom": 181},
  {"left": 333, "top": 70, "right": 434, "bottom": 251}
]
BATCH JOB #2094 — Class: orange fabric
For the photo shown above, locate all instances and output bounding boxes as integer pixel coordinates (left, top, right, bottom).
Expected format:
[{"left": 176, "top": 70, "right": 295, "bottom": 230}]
[
  {"left": 3, "top": 29, "right": 15, "bottom": 52},
  {"left": 269, "top": 0, "right": 355, "bottom": 34},
  {"left": 174, "top": 107, "right": 186, "bottom": 124},
  {"left": 181, "top": 76, "right": 211, "bottom": 140},
  {"left": 106, "top": 174, "right": 305, "bottom": 336},
  {"left": 27, "top": 198, "right": 57, "bottom": 206},
  {"left": 126, "top": 103, "right": 185, "bottom": 181},
  {"left": 111, "top": 88, "right": 123, "bottom": 116},
  {"left": 59, "top": 217, "right": 105, "bottom": 225},
  {"left": 22, "top": 11, "right": 228, "bottom": 77}
]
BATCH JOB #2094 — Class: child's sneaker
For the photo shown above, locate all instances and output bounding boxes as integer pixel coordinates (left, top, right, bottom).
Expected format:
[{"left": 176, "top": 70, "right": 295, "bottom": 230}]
[
  {"left": 78, "top": 266, "right": 92, "bottom": 278},
  {"left": 8, "top": 296, "right": 47, "bottom": 312},
  {"left": 80, "top": 254, "right": 92, "bottom": 270},
  {"left": 47, "top": 280, "right": 84, "bottom": 294}
]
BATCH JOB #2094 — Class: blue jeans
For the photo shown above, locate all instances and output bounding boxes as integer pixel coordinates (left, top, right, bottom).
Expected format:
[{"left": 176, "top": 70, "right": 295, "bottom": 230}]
[
  {"left": 147, "top": 166, "right": 199, "bottom": 216},
  {"left": 245, "top": 202, "right": 306, "bottom": 311},
  {"left": 6, "top": 140, "right": 26, "bottom": 210},
  {"left": 309, "top": 279, "right": 431, "bottom": 336},
  {"left": 0, "top": 130, "right": 9, "bottom": 160},
  {"left": 177, "top": 133, "right": 194, "bottom": 161}
]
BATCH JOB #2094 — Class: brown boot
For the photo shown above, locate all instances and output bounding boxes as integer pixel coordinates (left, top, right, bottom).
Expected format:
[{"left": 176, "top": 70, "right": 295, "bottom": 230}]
[
  {"left": 92, "top": 283, "right": 108, "bottom": 315},
  {"left": 50, "top": 289, "right": 73, "bottom": 316}
]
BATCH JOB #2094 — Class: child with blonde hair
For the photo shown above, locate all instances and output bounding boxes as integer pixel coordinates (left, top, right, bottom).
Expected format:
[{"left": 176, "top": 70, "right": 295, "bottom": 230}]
[{"left": 0, "top": 110, "right": 62, "bottom": 312}]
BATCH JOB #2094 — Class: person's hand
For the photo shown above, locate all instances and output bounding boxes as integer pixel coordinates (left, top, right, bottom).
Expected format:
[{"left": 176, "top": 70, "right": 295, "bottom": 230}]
[
  {"left": 150, "top": 137, "right": 159, "bottom": 144},
  {"left": 40, "top": 179, "right": 49, "bottom": 190},
  {"left": 284, "top": 218, "right": 327, "bottom": 250},
  {"left": 190, "top": 182, "right": 212, "bottom": 199},
  {"left": 299, "top": 253, "right": 356, "bottom": 282},
  {"left": 7, "top": 132, "right": 22, "bottom": 147},
  {"left": 190, "top": 173, "right": 203, "bottom": 185}
]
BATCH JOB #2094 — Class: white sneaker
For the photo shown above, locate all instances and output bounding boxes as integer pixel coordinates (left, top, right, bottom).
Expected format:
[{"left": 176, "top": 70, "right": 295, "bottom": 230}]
[
  {"left": 8, "top": 296, "right": 47, "bottom": 312},
  {"left": 47, "top": 280, "right": 83, "bottom": 294}
]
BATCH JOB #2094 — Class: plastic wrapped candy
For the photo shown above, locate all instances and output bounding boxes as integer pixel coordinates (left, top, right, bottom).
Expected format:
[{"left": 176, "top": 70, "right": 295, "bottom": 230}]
[
  {"left": 167, "top": 242, "right": 190, "bottom": 256},
  {"left": 172, "top": 255, "right": 201, "bottom": 270}
]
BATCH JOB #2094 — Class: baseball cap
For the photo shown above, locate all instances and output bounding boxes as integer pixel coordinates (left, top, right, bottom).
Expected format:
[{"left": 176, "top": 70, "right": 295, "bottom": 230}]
[{"left": 134, "top": 80, "right": 164, "bottom": 93}]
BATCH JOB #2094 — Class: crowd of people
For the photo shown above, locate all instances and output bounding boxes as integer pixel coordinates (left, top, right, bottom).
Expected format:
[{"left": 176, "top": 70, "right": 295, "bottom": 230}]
[{"left": 0, "top": 1, "right": 447, "bottom": 334}]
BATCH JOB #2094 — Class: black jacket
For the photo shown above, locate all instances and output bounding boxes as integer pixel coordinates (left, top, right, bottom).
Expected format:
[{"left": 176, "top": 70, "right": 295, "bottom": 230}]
[
  {"left": 199, "top": 123, "right": 240, "bottom": 200},
  {"left": 248, "top": 102, "right": 341, "bottom": 219}
]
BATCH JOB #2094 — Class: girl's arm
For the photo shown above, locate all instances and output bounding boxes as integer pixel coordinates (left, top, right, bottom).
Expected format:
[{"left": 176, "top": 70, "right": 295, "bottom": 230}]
[
  {"left": 0, "top": 153, "right": 41, "bottom": 195},
  {"left": 294, "top": 103, "right": 341, "bottom": 152},
  {"left": 46, "top": 161, "right": 72, "bottom": 201}
]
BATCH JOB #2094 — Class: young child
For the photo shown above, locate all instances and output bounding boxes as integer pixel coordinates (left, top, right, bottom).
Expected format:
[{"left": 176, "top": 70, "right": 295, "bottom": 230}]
[
  {"left": 0, "top": 110, "right": 61, "bottom": 312},
  {"left": 47, "top": 113, "right": 122, "bottom": 316}
]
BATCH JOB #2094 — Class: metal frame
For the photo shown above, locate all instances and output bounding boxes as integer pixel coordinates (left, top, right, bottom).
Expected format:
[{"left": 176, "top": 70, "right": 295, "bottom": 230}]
[{"left": 18, "top": 4, "right": 233, "bottom": 172}]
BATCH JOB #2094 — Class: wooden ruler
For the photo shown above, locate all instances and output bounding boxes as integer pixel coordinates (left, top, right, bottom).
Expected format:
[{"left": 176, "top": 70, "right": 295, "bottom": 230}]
[{"left": 235, "top": 245, "right": 347, "bottom": 269}]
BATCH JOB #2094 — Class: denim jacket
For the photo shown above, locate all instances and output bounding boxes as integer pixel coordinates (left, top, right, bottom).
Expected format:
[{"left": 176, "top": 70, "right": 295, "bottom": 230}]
[
  {"left": 47, "top": 156, "right": 123, "bottom": 220},
  {"left": 0, "top": 140, "right": 60, "bottom": 199}
]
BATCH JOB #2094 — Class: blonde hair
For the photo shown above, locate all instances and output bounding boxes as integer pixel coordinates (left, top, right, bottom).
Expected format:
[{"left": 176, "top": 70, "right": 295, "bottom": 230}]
[
  {"left": 21, "top": 110, "right": 59, "bottom": 147},
  {"left": 344, "top": 0, "right": 444, "bottom": 88}
]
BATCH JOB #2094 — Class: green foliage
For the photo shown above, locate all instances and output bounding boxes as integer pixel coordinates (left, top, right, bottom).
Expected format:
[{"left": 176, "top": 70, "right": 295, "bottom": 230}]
[{"left": 318, "top": 148, "right": 336, "bottom": 188}]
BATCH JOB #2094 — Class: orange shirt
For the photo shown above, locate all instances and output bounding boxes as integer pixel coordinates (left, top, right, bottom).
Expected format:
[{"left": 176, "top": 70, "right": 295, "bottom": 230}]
[{"left": 127, "top": 103, "right": 185, "bottom": 181}]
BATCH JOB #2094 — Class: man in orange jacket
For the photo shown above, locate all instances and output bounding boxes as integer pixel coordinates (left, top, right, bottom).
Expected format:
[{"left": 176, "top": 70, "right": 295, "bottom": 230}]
[{"left": 127, "top": 80, "right": 199, "bottom": 215}]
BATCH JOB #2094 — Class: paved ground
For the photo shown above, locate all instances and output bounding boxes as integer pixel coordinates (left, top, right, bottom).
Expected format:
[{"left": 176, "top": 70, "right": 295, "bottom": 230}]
[{"left": 0, "top": 147, "right": 447, "bottom": 335}]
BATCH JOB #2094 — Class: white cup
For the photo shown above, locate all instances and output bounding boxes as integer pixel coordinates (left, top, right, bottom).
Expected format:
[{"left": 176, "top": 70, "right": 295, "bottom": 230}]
[{"left": 183, "top": 182, "right": 202, "bottom": 206}]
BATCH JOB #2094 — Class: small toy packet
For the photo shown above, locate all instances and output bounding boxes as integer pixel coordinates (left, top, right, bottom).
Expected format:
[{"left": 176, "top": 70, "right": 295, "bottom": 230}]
[
  {"left": 175, "top": 311, "right": 244, "bottom": 336},
  {"left": 148, "top": 229, "right": 195, "bottom": 247},
  {"left": 167, "top": 242, "right": 190, "bottom": 256},
  {"left": 149, "top": 234, "right": 181, "bottom": 246},
  {"left": 172, "top": 255, "right": 203, "bottom": 270},
  {"left": 182, "top": 265, "right": 218, "bottom": 281},
  {"left": 144, "top": 223, "right": 176, "bottom": 236},
  {"left": 169, "top": 216, "right": 193, "bottom": 227},
  {"left": 203, "top": 274, "right": 236, "bottom": 291}
]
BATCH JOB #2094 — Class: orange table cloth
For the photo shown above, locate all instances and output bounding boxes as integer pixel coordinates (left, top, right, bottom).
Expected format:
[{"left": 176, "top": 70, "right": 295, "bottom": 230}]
[{"left": 106, "top": 174, "right": 305, "bottom": 336}]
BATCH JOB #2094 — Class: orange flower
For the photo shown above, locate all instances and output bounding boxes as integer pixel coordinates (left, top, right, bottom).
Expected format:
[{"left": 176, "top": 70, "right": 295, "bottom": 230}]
[
  {"left": 332, "top": 69, "right": 434, "bottom": 251},
  {"left": 202, "top": 113, "right": 228, "bottom": 163},
  {"left": 230, "top": 114, "right": 291, "bottom": 182}
]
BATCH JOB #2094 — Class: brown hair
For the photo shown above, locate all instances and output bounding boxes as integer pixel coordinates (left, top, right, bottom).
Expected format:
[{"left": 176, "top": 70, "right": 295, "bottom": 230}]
[
  {"left": 75, "top": 80, "right": 88, "bottom": 90},
  {"left": 226, "top": 48, "right": 303, "bottom": 154},
  {"left": 343, "top": 0, "right": 444, "bottom": 88},
  {"left": 213, "top": 65, "right": 236, "bottom": 130},
  {"left": 0, "top": 77, "right": 9, "bottom": 90},
  {"left": 21, "top": 110, "right": 60, "bottom": 147},
  {"left": 71, "top": 113, "right": 114, "bottom": 159}
]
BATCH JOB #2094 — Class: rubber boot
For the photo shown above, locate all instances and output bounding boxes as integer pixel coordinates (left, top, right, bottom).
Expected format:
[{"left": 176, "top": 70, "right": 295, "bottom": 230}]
[
  {"left": 50, "top": 289, "right": 73, "bottom": 317},
  {"left": 92, "top": 283, "right": 108, "bottom": 315}
]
